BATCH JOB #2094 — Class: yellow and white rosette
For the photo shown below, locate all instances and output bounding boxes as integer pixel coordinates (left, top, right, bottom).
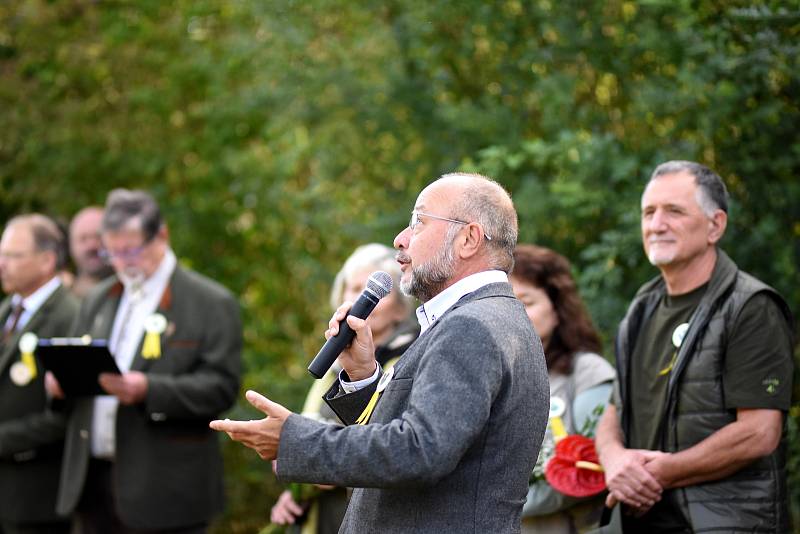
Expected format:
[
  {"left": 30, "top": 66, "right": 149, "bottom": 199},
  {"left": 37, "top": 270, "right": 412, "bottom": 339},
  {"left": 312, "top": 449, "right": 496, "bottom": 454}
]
[
  {"left": 659, "top": 322, "right": 689, "bottom": 376},
  {"left": 356, "top": 366, "right": 394, "bottom": 425},
  {"left": 548, "top": 395, "right": 568, "bottom": 443},
  {"left": 141, "top": 313, "right": 167, "bottom": 359},
  {"left": 11, "top": 332, "right": 38, "bottom": 386}
]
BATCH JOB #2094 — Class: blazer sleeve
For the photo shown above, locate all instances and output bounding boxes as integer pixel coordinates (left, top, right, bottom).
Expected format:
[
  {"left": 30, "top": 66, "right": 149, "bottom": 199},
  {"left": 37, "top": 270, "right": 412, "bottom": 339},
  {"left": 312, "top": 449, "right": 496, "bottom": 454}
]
[
  {"left": 322, "top": 374, "right": 380, "bottom": 425},
  {"left": 0, "top": 410, "right": 66, "bottom": 458},
  {"left": 277, "top": 314, "right": 504, "bottom": 489},
  {"left": 0, "top": 289, "right": 77, "bottom": 457}
]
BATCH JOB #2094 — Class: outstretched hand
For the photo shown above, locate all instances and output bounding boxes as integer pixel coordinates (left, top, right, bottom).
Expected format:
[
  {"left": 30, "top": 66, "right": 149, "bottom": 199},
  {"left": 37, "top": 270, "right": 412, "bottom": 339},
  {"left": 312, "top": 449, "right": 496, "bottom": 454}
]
[{"left": 209, "top": 390, "right": 291, "bottom": 460}]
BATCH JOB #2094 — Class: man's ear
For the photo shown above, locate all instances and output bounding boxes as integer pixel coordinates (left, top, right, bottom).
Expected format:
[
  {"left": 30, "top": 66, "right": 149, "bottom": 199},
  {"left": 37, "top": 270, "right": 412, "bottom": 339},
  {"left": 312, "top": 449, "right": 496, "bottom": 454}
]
[
  {"left": 457, "top": 224, "right": 484, "bottom": 260},
  {"left": 41, "top": 249, "right": 58, "bottom": 278},
  {"left": 708, "top": 209, "right": 727, "bottom": 245}
]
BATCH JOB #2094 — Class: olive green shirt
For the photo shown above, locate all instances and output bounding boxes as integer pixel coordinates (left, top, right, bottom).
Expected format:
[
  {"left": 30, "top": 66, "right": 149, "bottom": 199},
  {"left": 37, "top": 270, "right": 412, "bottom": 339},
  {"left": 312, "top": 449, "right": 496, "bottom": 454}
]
[{"left": 628, "top": 288, "right": 793, "bottom": 451}]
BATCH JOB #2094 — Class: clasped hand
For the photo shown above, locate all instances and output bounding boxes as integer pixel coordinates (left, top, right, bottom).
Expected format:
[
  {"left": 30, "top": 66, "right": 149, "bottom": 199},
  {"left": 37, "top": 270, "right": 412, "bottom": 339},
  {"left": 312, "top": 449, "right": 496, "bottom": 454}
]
[{"left": 603, "top": 447, "right": 669, "bottom": 516}]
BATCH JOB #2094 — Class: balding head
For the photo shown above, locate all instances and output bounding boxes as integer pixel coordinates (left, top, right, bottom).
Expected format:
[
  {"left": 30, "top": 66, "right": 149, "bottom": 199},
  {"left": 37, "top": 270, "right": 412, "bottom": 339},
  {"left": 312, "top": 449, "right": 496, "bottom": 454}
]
[
  {"left": 6, "top": 214, "right": 67, "bottom": 271},
  {"left": 431, "top": 173, "right": 518, "bottom": 272},
  {"left": 394, "top": 172, "right": 519, "bottom": 302},
  {"left": 0, "top": 214, "right": 66, "bottom": 296}
]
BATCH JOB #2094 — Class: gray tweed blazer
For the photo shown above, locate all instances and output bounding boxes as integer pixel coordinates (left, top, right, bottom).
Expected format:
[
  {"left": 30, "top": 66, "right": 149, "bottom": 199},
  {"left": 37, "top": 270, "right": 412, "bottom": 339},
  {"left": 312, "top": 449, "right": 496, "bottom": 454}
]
[{"left": 278, "top": 282, "right": 549, "bottom": 533}]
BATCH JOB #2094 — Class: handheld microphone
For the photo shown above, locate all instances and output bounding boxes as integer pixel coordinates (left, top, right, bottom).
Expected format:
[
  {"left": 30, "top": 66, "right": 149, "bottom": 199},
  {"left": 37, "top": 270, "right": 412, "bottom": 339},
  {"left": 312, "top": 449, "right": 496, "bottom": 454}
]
[{"left": 307, "top": 271, "right": 393, "bottom": 379}]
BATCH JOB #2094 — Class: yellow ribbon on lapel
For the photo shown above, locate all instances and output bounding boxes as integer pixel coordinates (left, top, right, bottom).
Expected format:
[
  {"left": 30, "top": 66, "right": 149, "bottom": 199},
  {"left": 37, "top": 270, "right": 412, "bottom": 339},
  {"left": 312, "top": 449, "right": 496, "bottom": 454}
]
[
  {"left": 356, "top": 367, "right": 394, "bottom": 425},
  {"left": 549, "top": 396, "right": 568, "bottom": 442},
  {"left": 142, "top": 313, "right": 167, "bottom": 359},
  {"left": 18, "top": 332, "right": 38, "bottom": 380}
]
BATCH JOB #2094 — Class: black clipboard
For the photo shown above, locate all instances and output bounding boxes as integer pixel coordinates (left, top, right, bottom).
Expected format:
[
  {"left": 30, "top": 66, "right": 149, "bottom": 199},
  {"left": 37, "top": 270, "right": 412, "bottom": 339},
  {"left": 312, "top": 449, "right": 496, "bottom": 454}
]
[{"left": 37, "top": 337, "right": 120, "bottom": 396}]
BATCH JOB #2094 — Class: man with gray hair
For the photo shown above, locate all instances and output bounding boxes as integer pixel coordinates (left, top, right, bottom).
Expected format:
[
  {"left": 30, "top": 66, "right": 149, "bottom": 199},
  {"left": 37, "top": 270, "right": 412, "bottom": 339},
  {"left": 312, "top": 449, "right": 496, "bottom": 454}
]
[
  {"left": 0, "top": 214, "right": 79, "bottom": 533},
  {"left": 212, "top": 172, "right": 550, "bottom": 533},
  {"left": 52, "top": 189, "right": 242, "bottom": 533},
  {"left": 595, "top": 161, "right": 794, "bottom": 532}
]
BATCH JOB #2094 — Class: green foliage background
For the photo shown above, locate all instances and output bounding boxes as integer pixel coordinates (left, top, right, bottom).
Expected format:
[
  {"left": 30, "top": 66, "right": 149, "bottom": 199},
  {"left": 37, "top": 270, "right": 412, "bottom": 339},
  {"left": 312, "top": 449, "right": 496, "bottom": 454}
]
[{"left": 1, "top": 1, "right": 798, "bottom": 532}]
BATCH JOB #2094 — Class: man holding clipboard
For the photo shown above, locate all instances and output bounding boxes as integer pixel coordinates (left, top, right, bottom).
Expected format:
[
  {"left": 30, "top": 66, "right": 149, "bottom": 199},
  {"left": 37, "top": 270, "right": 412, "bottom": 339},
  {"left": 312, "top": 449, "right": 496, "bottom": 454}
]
[
  {"left": 49, "top": 190, "right": 242, "bottom": 534},
  {"left": 0, "top": 214, "right": 79, "bottom": 534}
]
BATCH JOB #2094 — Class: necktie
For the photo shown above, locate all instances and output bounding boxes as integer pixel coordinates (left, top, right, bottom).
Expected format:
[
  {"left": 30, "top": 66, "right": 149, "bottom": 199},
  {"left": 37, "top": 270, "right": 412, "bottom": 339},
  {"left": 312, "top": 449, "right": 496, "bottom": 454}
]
[{"left": 3, "top": 303, "right": 25, "bottom": 343}]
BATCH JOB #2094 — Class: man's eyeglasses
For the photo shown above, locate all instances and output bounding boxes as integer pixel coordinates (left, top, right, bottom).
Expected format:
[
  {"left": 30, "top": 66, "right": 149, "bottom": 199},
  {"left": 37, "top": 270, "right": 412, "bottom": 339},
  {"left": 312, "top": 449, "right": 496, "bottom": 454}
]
[
  {"left": 0, "top": 250, "right": 40, "bottom": 261},
  {"left": 99, "top": 235, "right": 155, "bottom": 262},
  {"left": 409, "top": 211, "right": 492, "bottom": 241}
]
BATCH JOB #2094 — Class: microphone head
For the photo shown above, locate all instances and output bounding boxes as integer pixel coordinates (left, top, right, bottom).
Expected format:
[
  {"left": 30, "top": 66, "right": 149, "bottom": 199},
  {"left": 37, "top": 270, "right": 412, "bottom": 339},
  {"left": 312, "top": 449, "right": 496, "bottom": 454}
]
[{"left": 367, "top": 271, "right": 393, "bottom": 299}]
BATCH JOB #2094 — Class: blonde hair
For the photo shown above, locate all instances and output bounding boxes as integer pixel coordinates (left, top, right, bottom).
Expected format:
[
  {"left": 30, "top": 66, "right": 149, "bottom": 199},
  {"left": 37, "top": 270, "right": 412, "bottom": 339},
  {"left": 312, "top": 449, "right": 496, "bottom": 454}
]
[{"left": 329, "top": 243, "right": 414, "bottom": 314}]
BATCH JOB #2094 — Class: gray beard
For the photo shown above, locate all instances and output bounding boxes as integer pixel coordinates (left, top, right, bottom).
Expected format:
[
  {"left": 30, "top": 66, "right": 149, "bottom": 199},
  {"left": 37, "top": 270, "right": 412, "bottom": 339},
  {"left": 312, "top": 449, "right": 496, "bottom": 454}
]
[
  {"left": 119, "top": 267, "right": 145, "bottom": 296},
  {"left": 401, "top": 227, "right": 457, "bottom": 302},
  {"left": 647, "top": 250, "right": 674, "bottom": 266}
]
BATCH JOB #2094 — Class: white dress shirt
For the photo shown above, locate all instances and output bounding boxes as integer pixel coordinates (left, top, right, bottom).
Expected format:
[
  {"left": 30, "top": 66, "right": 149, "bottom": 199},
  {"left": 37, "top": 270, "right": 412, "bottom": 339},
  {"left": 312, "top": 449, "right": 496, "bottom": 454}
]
[
  {"left": 91, "top": 249, "right": 177, "bottom": 459},
  {"left": 4, "top": 276, "right": 62, "bottom": 332},
  {"left": 414, "top": 269, "right": 509, "bottom": 335},
  {"left": 340, "top": 269, "right": 509, "bottom": 391}
]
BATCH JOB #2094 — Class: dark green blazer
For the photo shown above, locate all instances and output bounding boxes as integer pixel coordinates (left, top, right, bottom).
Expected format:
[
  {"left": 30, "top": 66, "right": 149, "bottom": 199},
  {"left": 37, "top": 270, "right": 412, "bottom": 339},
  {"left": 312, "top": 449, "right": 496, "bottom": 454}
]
[
  {"left": 56, "top": 265, "right": 242, "bottom": 530},
  {"left": 0, "top": 284, "right": 79, "bottom": 523}
]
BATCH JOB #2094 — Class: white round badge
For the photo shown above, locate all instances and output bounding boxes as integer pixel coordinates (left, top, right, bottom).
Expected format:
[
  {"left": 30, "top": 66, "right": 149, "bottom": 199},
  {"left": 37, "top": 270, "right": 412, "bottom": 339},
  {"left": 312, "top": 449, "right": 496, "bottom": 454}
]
[
  {"left": 18, "top": 332, "right": 38, "bottom": 354},
  {"left": 10, "top": 361, "right": 32, "bottom": 386},
  {"left": 144, "top": 313, "right": 168, "bottom": 334},
  {"left": 549, "top": 396, "right": 566, "bottom": 418},
  {"left": 376, "top": 367, "right": 395, "bottom": 393},
  {"left": 672, "top": 323, "right": 690, "bottom": 348}
]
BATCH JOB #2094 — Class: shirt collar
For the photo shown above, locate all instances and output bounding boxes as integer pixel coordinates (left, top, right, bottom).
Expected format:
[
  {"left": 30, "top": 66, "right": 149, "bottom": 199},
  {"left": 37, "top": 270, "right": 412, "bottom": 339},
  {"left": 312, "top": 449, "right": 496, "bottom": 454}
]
[
  {"left": 124, "top": 248, "right": 177, "bottom": 299},
  {"left": 415, "top": 270, "right": 508, "bottom": 335},
  {"left": 12, "top": 276, "right": 62, "bottom": 315}
]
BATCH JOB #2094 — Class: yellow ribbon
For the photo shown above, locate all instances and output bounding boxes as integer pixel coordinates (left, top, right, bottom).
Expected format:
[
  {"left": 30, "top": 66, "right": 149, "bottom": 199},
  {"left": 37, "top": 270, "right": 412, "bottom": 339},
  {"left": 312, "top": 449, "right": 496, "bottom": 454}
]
[
  {"left": 21, "top": 350, "right": 37, "bottom": 379},
  {"left": 551, "top": 416, "right": 567, "bottom": 442},
  {"left": 141, "top": 331, "right": 161, "bottom": 359},
  {"left": 548, "top": 396, "right": 568, "bottom": 442},
  {"left": 355, "top": 367, "right": 394, "bottom": 425},
  {"left": 18, "top": 333, "right": 38, "bottom": 380},
  {"left": 356, "top": 390, "right": 381, "bottom": 425},
  {"left": 141, "top": 313, "right": 167, "bottom": 359},
  {"left": 658, "top": 350, "right": 678, "bottom": 376}
]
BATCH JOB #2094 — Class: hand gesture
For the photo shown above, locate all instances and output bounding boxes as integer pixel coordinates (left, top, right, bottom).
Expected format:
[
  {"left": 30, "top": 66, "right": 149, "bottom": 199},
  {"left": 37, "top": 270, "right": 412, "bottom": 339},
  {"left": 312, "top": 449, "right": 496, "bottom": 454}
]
[{"left": 209, "top": 390, "right": 291, "bottom": 460}]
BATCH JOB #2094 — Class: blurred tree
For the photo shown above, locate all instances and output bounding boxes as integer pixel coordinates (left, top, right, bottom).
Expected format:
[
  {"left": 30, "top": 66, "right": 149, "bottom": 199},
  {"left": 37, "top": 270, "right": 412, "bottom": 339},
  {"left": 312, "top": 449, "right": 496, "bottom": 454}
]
[{"left": 0, "top": 0, "right": 797, "bottom": 532}]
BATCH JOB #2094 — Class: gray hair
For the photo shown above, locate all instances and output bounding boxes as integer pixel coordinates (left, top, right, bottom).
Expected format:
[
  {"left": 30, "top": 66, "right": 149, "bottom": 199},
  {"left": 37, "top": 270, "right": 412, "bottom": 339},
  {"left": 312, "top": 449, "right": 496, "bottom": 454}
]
[
  {"left": 6, "top": 213, "right": 68, "bottom": 270},
  {"left": 329, "top": 243, "right": 414, "bottom": 314},
  {"left": 650, "top": 160, "right": 729, "bottom": 216},
  {"left": 440, "top": 172, "right": 518, "bottom": 273},
  {"left": 102, "top": 189, "right": 163, "bottom": 239}
]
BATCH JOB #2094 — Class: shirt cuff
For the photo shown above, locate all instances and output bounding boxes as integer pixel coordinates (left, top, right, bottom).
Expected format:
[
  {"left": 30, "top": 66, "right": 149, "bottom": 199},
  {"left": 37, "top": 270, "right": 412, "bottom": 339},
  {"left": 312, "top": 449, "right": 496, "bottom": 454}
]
[{"left": 339, "top": 362, "right": 381, "bottom": 393}]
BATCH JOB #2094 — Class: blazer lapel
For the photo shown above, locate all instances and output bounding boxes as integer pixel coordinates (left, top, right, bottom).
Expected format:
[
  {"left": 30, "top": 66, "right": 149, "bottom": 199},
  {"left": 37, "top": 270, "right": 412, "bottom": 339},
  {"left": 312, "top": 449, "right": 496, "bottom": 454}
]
[
  {"left": 89, "top": 282, "right": 123, "bottom": 341},
  {"left": 19, "top": 287, "right": 59, "bottom": 337},
  {"left": 0, "top": 286, "right": 65, "bottom": 372},
  {"left": 391, "top": 282, "right": 513, "bottom": 378},
  {"left": 0, "top": 298, "right": 16, "bottom": 372},
  {"left": 130, "top": 278, "right": 174, "bottom": 372}
]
